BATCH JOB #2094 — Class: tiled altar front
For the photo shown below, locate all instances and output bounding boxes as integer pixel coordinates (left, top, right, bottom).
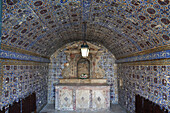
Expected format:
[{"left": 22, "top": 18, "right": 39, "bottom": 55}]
[{"left": 55, "top": 84, "right": 110, "bottom": 111}]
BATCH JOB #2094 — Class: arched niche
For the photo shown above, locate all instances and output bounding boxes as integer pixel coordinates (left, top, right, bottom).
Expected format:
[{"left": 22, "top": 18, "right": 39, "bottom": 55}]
[{"left": 77, "top": 58, "right": 90, "bottom": 78}]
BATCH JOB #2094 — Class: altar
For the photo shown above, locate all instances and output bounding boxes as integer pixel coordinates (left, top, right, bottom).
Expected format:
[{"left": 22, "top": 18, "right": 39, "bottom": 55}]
[
  {"left": 54, "top": 42, "right": 111, "bottom": 111},
  {"left": 55, "top": 83, "right": 110, "bottom": 111}
]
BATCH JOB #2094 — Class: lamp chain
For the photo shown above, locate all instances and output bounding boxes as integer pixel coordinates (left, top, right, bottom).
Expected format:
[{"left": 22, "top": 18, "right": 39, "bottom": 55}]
[{"left": 83, "top": 22, "right": 86, "bottom": 44}]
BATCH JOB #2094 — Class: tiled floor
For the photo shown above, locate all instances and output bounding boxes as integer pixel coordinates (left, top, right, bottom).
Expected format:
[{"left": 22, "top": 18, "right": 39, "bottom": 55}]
[{"left": 40, "top": 104, "right": 127, "bottom": 113}]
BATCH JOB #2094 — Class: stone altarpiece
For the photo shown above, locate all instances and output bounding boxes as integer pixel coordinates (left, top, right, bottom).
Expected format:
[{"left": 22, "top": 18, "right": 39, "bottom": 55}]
[
  {"left": 54, "top": 42, "right": 110, "bottom": 111},
  {"left": 61, "top": 42, "right": 105, "bottom": 79}
]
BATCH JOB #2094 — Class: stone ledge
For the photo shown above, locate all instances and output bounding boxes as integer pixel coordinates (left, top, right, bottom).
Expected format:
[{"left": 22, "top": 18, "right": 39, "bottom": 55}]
[{"left": 59, "top": 78, "right": 107, "bottom": 84}]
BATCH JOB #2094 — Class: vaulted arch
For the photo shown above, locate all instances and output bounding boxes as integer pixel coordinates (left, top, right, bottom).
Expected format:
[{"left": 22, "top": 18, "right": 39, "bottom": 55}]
[
  {"left": 1, "top": 0, "right": 169, "bottom": 59},
  {"left": 0, "top": 0, "right": 169, "bottom": 112}
]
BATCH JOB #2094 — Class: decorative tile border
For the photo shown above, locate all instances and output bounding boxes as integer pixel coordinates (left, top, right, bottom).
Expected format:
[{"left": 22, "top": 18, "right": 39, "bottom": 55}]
[
  {"left": 116, "top": 50, "right": 170, "bottom": 63},
  {"left": 0, "top": 59, "right": 49, "bottom": 65},
  {"left": 1, "top": 44, "right": 49, "bottom": 59},
  {"left": 0, "top": 49, "right": 50, "bottom": 63},
  {"left": 118, "top": 45, "right": 170, "bottom": 60},
  {"left": 116, "top": 59, "right": 170, "bottom": 66}
]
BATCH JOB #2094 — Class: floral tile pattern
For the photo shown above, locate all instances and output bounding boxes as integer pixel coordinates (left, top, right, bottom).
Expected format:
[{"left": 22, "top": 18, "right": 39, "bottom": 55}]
[
  {"left": 0, "top": 60, "right": 49, "bottom": 112},
  {"left": 118, "top": 63, "right": 170, "bottom": 112},
  {"left": 2, "top": 0, "right": 169, "bottom": 58}
]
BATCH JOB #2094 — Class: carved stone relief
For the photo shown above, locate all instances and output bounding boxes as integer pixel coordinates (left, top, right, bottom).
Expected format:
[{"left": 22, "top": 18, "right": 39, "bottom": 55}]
[
  {"left": 76, "top": 90, "right": 90, "bottom": 109},
  {"left": 55, "top": 85, "right": 110, "bottom": 111},
  {"left": 59, "top": 89, "right": 73, "bottom": 110},
  {"left": 61, "top": 41, "right": 105, "bottom": 79},
  {"left": 92, "top": 90, "right": 107, "bottom": 109}
]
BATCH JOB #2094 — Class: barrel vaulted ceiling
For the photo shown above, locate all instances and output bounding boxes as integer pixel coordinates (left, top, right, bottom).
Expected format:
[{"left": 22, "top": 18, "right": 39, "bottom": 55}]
[{"left": 1, "top": 0, "right": 170, "bottom": 58}]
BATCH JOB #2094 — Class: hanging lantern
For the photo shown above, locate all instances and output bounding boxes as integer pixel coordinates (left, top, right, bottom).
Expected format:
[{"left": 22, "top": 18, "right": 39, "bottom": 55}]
[
  {"left": 81, "top": 21, "right": 89, "bottom": 57},
  {"left": 81, "top": 42, "right": 89, "bottom": 58}
]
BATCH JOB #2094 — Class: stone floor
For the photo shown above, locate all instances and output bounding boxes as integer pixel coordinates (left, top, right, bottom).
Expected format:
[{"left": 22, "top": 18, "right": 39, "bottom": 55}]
[{"left": 40, "top": 104, "right": 127, "bottom": 113}]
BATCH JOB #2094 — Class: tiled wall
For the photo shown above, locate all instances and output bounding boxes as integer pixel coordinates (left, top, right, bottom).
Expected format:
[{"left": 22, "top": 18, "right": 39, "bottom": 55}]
[
  {"left": 98, "top": 51, "right": 118, "bottom": 104},
  {"left": 117, "top": 60, "right": 170, "bottom": 112},
  {"left": 0, "top": 59, "right": 49, "bottom": 112},
  {"left": 48, "top": 42, "right": 118, "bottom": 104},
  {"left": 48, "top": 50, "right": 67, "bottom": 104}
]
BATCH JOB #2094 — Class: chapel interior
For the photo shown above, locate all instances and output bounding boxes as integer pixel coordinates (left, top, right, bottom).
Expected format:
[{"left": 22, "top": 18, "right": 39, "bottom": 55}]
[{"left": 0, "top": 0, "right": 169, "bottom": 113}]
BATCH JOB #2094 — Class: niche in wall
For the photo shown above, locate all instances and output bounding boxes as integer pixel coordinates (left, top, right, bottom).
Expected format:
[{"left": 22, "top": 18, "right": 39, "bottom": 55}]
[{"left": 77, "top": 58, "right": 90, "bottom": 78}]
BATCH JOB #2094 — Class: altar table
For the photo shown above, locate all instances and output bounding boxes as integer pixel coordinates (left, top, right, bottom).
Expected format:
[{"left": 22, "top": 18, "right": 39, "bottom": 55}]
[{"left": 55, "top": 83, "right": 110, "bottom": 111}]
